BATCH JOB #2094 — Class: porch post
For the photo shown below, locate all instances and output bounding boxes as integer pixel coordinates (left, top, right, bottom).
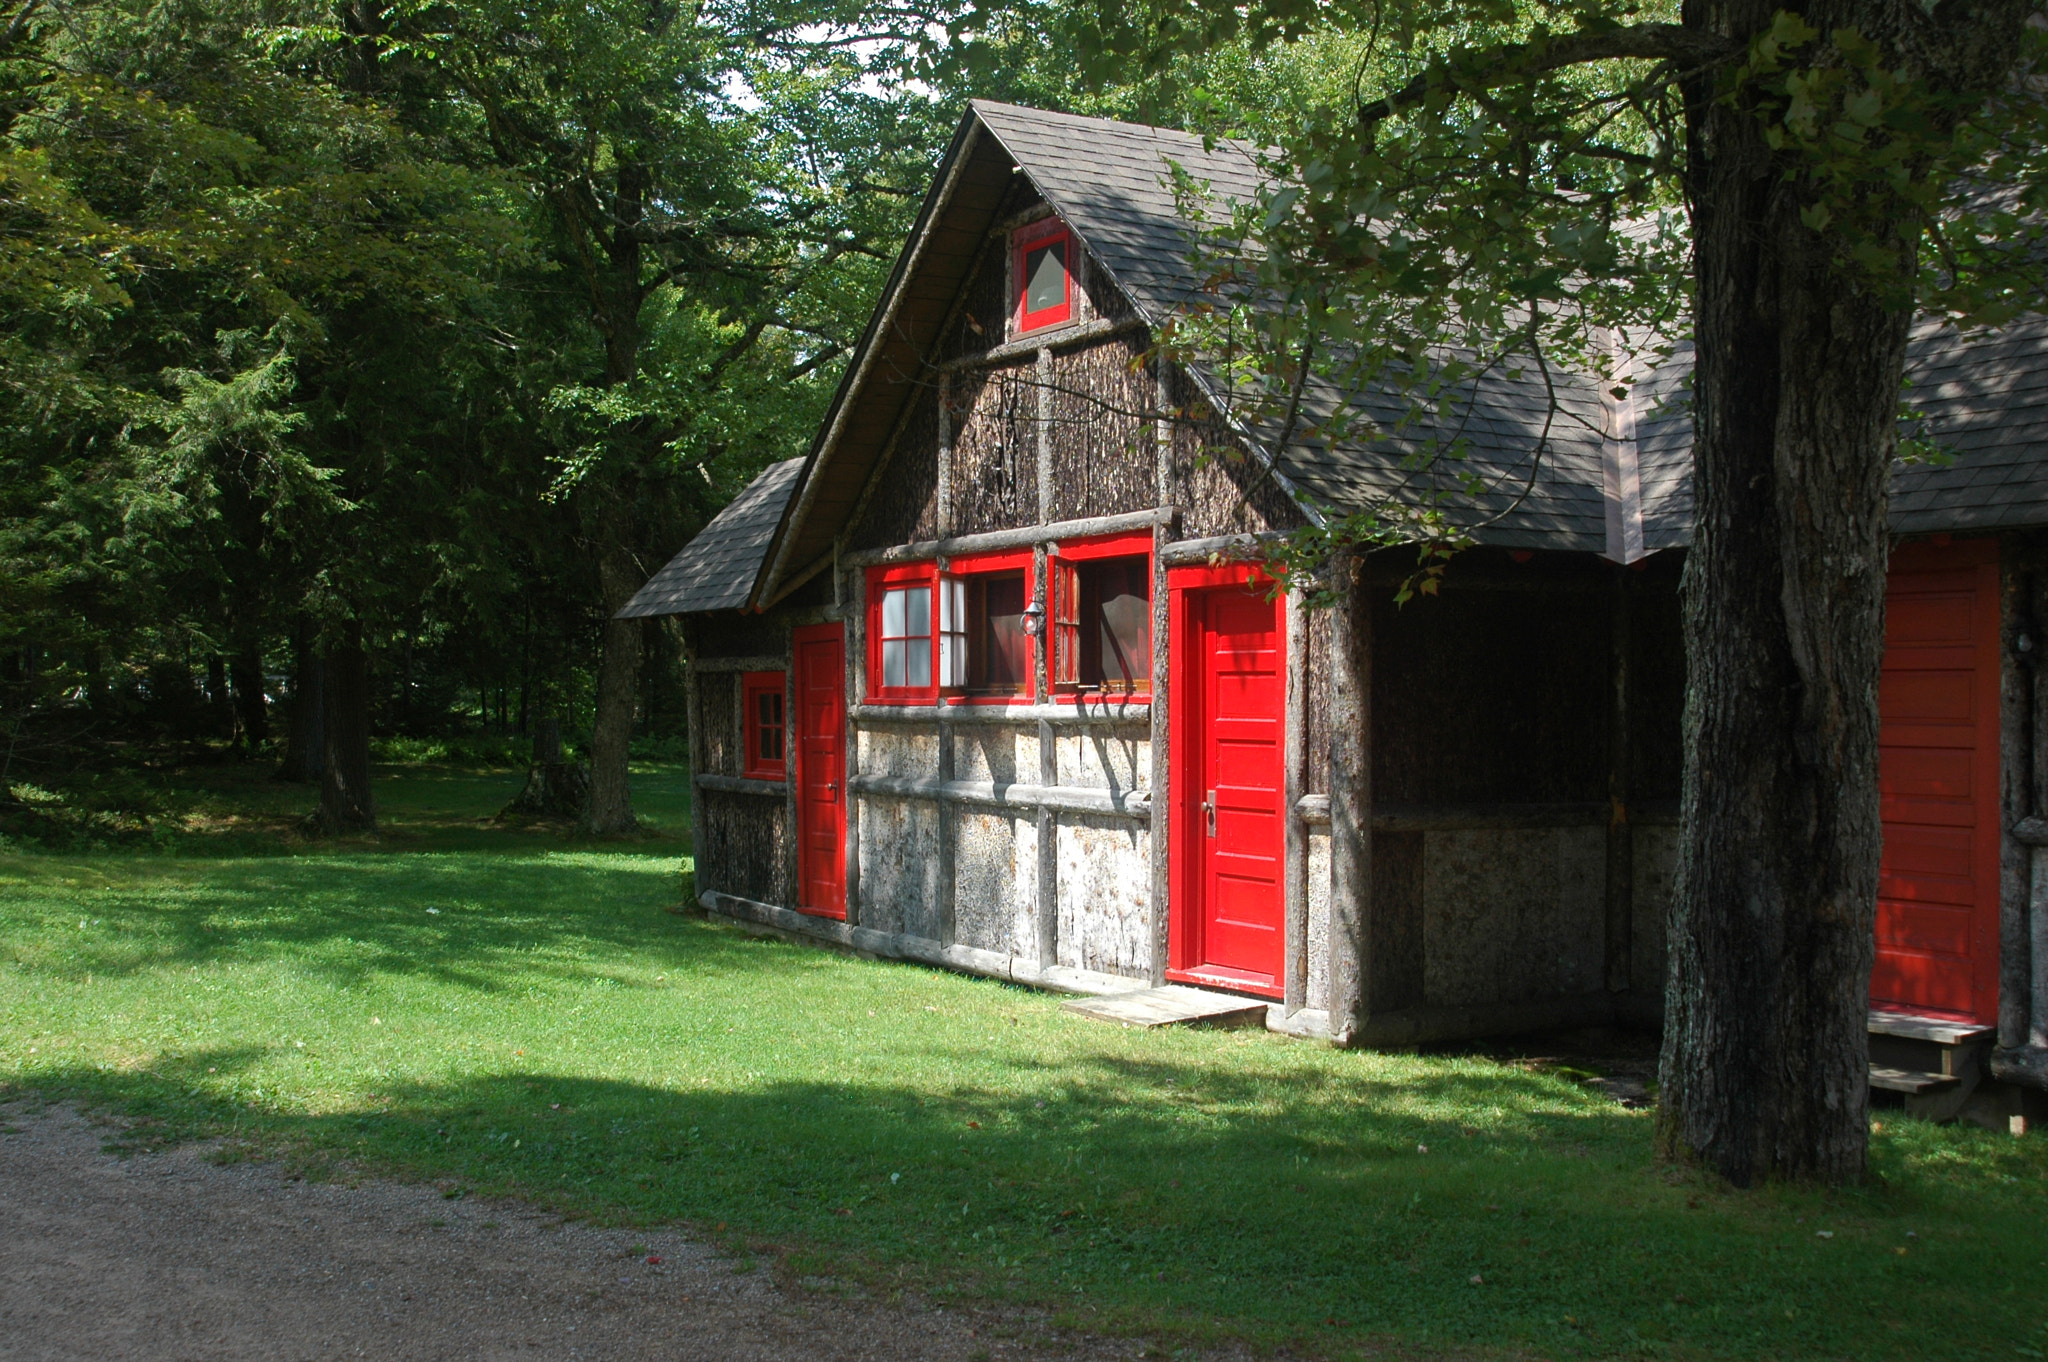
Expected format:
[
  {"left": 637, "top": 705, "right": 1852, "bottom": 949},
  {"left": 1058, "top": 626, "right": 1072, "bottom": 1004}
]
[
  {"left": 1605, "top": 565, "right": 1635, "bottom": 995},
  {"left": 1328, "top": 551, "right": 1373, "bottom": 1044}
]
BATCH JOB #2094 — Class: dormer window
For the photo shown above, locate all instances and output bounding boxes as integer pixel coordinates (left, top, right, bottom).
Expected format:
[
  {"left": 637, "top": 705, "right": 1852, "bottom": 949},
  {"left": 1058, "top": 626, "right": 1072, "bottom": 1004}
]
[{"left": 1013, "top": 216, "right": 1073, "bottom": 334}]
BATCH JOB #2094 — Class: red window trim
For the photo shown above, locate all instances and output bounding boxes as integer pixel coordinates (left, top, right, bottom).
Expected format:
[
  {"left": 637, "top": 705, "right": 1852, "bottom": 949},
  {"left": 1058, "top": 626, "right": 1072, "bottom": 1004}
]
[
  {"left": 1013, "top": 216, "right": 1073, "bottom": 335},
  {"left": 740, "top": 670, "right": 787, "bottom": 780},
  {"left": 1050, "top": 533, "right": 1156, "bottom": 699},
  {"left": 866, "top": 562, "right": 939, "bottom": 703}
]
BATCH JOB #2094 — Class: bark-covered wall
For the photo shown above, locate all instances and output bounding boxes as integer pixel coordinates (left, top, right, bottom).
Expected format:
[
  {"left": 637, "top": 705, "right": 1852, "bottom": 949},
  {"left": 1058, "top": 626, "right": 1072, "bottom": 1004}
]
[{"left": 700, "top": 791, "right": 791, "bottom": 906}]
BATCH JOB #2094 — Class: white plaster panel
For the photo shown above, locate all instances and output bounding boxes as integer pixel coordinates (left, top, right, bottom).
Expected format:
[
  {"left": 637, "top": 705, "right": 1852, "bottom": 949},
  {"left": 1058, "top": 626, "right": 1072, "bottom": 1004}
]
[
  {"left": 952, "top": 723, "right": 1030, "bottom": 785},
  {"left": 857, "top": 794, "right": 942, "bottom": 937},
  {"left": 1053, "top": 814, "right": 1151, "bottom": 978},
  {"left": 953, "top": 807, "right": 1038, "bottom": 954},
  {"left": 1422, "top": 827, "right": 1605, "bottom": 1007},
  {"left": 1306, "top": 829, "right": 1331, "bottom": 1012},
  {"left": 857, "top": 728, "right": 940, "bottom": 779},
  {"left": 1053, "top": 729, "right": 1149, "bottom": 795},
  {"left": 1631, "top": 823, "right": 1679, "bottom": 995}
]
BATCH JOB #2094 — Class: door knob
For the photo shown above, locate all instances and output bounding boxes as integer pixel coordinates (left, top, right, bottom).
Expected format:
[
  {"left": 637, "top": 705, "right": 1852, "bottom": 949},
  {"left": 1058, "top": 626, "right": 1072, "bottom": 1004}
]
[{"left": 1203, "top": 790, "right": 1216, "bottom": 837}]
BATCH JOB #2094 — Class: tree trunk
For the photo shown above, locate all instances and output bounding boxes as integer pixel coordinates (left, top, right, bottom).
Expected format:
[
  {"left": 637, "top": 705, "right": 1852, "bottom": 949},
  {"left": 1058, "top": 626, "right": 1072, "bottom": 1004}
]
[
  {"left": 316, "top": 624, "right": 376, "bottom": 834},
  {"left": 1659, "top": 2, "right": 1909, "bottom": 1185},
  {"left": 503, "top": 711, "right": 591, "bottom": 817},
  {"left": 206, "top": 654, "right": 234, "bottom": 741},
  {"left": 584, "top": 541, "right": 641, "bottom": 834},
  {"left": 230, "top": 645, "right": 268, "bottom": 754},
  {"left": 277, "top": 620, "right": 324, "bottom": 783}
]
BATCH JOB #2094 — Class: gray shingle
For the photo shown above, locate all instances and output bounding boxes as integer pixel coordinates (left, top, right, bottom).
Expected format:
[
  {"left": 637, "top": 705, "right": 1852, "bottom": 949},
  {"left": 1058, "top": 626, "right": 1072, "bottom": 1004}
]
[{"left": 615, "top": 458, "right": 805, "bottom": 618}]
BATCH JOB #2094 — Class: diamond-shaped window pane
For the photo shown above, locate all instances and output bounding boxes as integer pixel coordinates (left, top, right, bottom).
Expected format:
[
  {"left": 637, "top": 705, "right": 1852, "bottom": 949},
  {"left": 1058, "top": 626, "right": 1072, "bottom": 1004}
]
[{"left": 1025, "top": 240, "right": 1066, "bottom": 316}]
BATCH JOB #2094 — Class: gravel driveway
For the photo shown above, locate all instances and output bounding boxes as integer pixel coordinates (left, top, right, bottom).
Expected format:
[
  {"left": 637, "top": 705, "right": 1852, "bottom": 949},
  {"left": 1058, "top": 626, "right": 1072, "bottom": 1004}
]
[{"left": 0, "top": 1103, "right": 1182, "bottom": 1362}]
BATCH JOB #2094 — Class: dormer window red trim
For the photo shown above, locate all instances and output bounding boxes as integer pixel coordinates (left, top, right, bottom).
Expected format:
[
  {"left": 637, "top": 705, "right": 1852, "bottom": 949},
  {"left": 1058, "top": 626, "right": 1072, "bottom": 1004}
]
[{"left": 1013, "top": 216, "right": 1073, "bottom": 334}]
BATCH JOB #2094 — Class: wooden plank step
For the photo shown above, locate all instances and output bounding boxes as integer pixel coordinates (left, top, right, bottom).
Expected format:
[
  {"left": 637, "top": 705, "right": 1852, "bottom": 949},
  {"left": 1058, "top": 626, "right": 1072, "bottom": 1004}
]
[
  {"left": 1869, "top": 1065, "right": 1960, "bottom": 1095},
  {"left": 1062, "top": 985, "right": 1270, "bottom": 1029},
  {"left": 1868, "top": 1010, "right": 1995, "bottom": 1047}
]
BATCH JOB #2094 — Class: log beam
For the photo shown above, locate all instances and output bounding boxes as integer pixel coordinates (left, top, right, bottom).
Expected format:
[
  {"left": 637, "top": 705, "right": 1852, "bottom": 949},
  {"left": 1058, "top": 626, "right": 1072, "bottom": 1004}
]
[{"left": 1328, "top": 552, "right": 1373, "bottom": 1045}]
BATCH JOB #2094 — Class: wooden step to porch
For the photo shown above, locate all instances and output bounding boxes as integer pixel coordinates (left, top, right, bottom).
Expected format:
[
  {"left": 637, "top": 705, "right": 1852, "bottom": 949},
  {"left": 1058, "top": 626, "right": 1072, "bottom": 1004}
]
[
  {"left": 1869, "top": 1066, "right": 1960, "bottom": 1096},
  {"left": 1062, "top": 985, "right": 1271, "bottom": 1029},
  {"left": 1868, "top": 1010, "right": 1995, "bottom": 1048}
]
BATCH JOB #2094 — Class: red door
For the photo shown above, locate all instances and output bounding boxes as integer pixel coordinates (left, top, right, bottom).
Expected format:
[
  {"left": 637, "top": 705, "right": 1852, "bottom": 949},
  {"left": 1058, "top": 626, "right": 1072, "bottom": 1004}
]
[
  {"left": 1169, "top": 573, "right": 1286, "bottom": 995},
  {"left": 1874, "top": 539, "right": 2001, "bottom": 1023},
  {"left": 794, "top": 624, "right": 846, "bottom": 919}
]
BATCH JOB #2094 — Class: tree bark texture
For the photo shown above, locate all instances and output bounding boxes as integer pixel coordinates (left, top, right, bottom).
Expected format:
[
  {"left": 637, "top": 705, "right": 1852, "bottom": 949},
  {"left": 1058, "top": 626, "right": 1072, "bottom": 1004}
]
[
  {"left": 316, "top": 625, "right": 376, "bottom": 834},
  {"left": 504, "top": 712, "right": 590, "bottom": 818},
  {"left": 277, "top": 620, "right": 324, "bottom": 784},
  {"left": 584, "top": 540, "right": 642, "bottom": 834},
  {"left": 1659, "top": 0, "right": 2033, "bottom": 1184}
]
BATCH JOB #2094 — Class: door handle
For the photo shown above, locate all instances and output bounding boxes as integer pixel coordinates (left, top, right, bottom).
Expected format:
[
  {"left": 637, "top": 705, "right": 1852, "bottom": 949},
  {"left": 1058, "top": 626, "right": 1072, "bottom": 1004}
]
[
  {"left": 1203, "top": 790, "right": 1216, "bottom": 838},
  {"left": 827, "top": 780, "right": 839, "bottom": 800}
]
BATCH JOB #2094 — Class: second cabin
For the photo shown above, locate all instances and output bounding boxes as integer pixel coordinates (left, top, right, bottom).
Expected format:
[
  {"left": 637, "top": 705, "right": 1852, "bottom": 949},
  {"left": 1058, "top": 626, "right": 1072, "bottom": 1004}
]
[{"left": 622, "top": 102, "right": 2048, "bottom": 1110}]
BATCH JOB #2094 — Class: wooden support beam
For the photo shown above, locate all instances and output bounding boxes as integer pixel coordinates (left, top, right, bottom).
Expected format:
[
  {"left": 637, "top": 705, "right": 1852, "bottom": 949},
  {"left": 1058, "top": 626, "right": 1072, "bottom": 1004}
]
[
  {"left": 936, "top": 371, "right": 954, "bottom": 539},
  {"left": 682, "top": 622, "right": 709, "bottom": 897},
  {"left": 1160, "top": 532, "right": 1283, "bottom": 567},
  {"left": 1604, "top": 566, "right": 1635, "bottom": 995},
  {"left": 849, "top": 701, "right": 1147, "bottom": 726},
  {"left": 696, "top": 773, "right": 789, "bottom": 797},
  {"left": 843, "top": 508, "right": 1177, "bottom": 569},
  {"left": 1327, "top": 552, "right": 1372, "bottom": 1045},
  {"left": 936, "top": 316, "right": 1147, "bottom": 375},
  {"left": 1148, "top": 397, "right": 1174, "bottom": 986},
  {"left": 693, "top": 654, "right": 785, "bottom": 674},
  {"left": 843, "top": 566, "right": 865, "bottom": 927},
  {"left": 1035, "top": 542, "right": 1059, "bottom": 969},
  {"left": 846, "top": 773, "right": 1149, "bottom": 819},
  {"left": 1284, "top": 585, "right": 1310, "bottom": 1016}
]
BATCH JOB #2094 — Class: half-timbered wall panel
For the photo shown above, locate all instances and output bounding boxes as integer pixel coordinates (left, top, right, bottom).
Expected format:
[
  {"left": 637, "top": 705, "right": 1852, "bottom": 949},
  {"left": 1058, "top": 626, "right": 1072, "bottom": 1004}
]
[
  {"left": 951, "top": 361, "right": 1038, "bottom": 535},
  {"left": 1423, "top": 826, "right": 1606, "bottom": 1006},
  {"left": 850, "top": 384, "right": 942, "bottom": 551},
  {"left": 1047, "top": 339, "right": 1156, "bottom": 523},
  {"left": 698, "top": 678, "right": 738, "bottom": 778},
  {"left": 857, "top": 794, "right": 944, "bottom": 937},
  {"left": 1055, "top": 816, "right": 1151, "bottom": 975},
  {"left": 954, "top": 808, "right": 1039, "bottom": 954},
  {"left": 701, "top": 790, "right": 791, "bottom": 906}
]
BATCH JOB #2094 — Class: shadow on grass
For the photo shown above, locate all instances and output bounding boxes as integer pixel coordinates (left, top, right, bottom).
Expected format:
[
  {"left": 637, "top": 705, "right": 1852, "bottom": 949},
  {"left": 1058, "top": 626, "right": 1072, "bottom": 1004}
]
[{"left": 11, "top": 1036, "right": 2044, "bottom": 1362}]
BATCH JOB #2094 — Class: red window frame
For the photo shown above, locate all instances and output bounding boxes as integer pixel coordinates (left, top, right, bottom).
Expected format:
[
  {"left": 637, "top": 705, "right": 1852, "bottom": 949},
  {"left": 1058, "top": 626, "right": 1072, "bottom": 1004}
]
[
  {"left": 741, "top": 670, "right": 787, "bottom": 779},
  {"left": 866, "top": 562, "right": 939, "bottom": 703},
  {"left": 1013, "top": 216, "right": 1074, "bottom": 335},
  {"left": 1051, "top": 531, "right": 1154, "bottom": 699},
  {"left": 946, "top": 548, "right": 1038, "bottom": 703}
]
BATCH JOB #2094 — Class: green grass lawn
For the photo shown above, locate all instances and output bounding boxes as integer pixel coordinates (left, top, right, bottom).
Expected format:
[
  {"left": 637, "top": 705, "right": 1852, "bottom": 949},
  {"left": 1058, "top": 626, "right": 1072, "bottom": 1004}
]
[{"left": 3, "top": 759, "right": 2045, "bottom": 1360}]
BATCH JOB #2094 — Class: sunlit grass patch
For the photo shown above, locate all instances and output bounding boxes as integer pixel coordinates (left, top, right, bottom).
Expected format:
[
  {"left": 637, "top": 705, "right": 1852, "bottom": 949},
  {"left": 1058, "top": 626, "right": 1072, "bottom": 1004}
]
[{"left": 2, "top": 761, "right": 2044, "bottom": 1360}]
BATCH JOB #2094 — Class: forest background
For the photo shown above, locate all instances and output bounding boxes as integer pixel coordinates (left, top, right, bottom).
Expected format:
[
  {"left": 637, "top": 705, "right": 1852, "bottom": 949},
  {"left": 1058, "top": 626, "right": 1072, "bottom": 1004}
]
[{"left": 0, "top": 0, "right": 1374, "bottom": 834}]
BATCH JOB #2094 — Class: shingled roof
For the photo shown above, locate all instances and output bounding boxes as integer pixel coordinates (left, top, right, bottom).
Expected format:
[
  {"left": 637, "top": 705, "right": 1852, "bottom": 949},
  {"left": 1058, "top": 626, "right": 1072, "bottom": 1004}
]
[
  {"left": 636, "top": 102, "right": 2046, "bottom": 617},
  {"left": 616, "top": 457, "right": 804, "bottom": 618}
]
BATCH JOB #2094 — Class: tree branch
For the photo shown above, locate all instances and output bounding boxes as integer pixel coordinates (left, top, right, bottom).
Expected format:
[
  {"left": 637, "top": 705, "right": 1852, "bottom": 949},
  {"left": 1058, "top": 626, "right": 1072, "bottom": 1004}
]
[{"left": 1356, "top": 23, "right": 1742, "bottom": 127}]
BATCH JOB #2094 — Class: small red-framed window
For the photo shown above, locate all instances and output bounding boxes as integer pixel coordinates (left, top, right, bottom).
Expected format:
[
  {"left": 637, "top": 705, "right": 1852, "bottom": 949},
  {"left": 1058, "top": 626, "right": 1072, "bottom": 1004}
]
[
  {"left": 1013, "top": 216, "right": 1073, "bottom": 334},
  {"left": 741, "top": 671, "right": 787, "bottom": 779},
  {"left": 866, "top": 562, "right": 938, "bottom": 702},
  {"left": 1052, "top": 531, "right": 1153, "bottom": 697},
  {"left": 946, "top": 548, "right": 1036, "bottom": 699}
]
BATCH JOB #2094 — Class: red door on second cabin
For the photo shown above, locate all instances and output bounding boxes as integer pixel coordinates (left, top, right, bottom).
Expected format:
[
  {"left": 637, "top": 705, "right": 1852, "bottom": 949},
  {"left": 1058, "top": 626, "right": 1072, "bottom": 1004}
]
[
  {"left": 1875, "top": 539, "right": 2002, "bottom": 1024},
  {"left": 794, "top": 624, "right": 846, "bottom": 919},
  {"left": 1170, "top": 580, "right": 1286, "bottom": 995}
]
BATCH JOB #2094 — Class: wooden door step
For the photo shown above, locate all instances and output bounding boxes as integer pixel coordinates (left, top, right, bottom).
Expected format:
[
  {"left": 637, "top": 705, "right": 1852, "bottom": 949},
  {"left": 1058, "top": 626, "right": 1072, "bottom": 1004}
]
[
  {"left": 1062, "top": 985, "right": 1271, "bottom": 1029},
  {"left": 1868, "top": 1010, "right": 1995, "bottom": 1047},
  {"left": 1869, "top": 1065, "right": 1960, "bottom": 1096}
]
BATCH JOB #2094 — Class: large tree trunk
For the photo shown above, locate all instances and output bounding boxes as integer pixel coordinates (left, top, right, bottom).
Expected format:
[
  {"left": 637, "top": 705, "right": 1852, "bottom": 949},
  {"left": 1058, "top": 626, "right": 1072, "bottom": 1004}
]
[
  {"left": 230, "top": 644, "right": 268, "bottom": 754},
  {"left": 1660, "top": 0, "right": 1903, "bottom": 1186},
  {"left": 1660, "top": 0, "right": 2036, "bottom": 1187},
  {"left": 316, "top": 624, "right": 376, "bottom": 834},
  {"left": 277, "top": 619, "right": 324, "bottom": 783},
  {"left": 584, "top": 540, "right": 642, "bottom": 834}
]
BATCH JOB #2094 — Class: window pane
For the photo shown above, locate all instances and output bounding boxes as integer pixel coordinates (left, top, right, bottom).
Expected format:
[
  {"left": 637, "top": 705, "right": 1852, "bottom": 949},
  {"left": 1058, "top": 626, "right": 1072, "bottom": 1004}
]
[
  {"left": 1024, "top": 239, "right": 1066, "bottom": 316},
  {"left": 883, "top": 639, "right": 905, "bottom": 689},
  {"left": 905, "top": 636, "right": 931, "bottom": 689},
  {"left": 977, "top": 573, "right": 1028, "bottom": 691},
  {"left": 1079, "top": 557, "right": 1151, "bottom": 689},
  {"left": 882, "top": 587, "right": 906, "bottom": 639},
  {"left": 904, "top": 582, "right": 930, "bottom": 637}
]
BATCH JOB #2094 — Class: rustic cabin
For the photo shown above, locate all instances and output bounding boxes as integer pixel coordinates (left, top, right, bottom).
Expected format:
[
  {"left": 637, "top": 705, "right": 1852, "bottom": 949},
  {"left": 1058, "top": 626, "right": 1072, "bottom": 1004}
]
[{"left": 621, "top": 102, "right": 2048, "bottom": 1129}]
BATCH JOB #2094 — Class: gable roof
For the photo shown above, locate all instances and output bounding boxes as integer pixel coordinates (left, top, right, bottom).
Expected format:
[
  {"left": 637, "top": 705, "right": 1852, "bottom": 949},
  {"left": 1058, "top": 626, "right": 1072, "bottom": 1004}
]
[
  {"left": 616, "top": 457, "right": 804, "bottom": 618},
  {"left": 637, "top": 102, "right": 2048, "bottom": 617}
]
